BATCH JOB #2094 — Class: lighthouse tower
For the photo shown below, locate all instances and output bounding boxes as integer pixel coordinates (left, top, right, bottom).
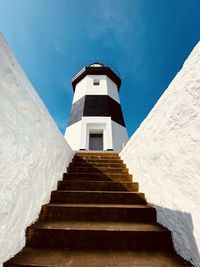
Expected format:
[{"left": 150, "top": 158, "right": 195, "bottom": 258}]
[{"left": 64, "top": 63, "right": 128, "bottom": 151}]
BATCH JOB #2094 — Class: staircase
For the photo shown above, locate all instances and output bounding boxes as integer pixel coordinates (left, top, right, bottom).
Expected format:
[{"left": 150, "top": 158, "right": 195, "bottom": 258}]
[{"left": 4, "top": 152, "right": 190, "bottom": 267}]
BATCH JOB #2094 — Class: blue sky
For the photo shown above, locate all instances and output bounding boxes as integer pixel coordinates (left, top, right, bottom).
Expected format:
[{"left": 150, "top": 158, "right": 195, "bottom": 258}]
[{"left": 0, "top": 0, "right": 200, "bottom": 137}]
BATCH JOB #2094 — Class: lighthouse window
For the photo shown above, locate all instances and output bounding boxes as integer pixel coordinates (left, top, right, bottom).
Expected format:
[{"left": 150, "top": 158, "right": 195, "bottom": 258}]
[{"left": 93, "top": 79, "right": 100, "bottom": 86}]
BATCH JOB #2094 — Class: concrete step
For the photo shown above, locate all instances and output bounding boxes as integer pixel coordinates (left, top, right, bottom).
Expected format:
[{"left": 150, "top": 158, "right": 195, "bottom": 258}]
[
  {"left": 67, "top": 166, "right": 129, "bottom": 174},
  {"left": 4, "top": 248, "right": 189, "bottom": 267},
  {"left": 75, "top": 152, "right": 119, "bottom": 157},
  {"left": 74, "top": 154, "right": 120, "bottom": 161},
  {"left": 63, "top": 172, "right": 133, "bottom": 182},
  {"left": 40, "top": 203, "right": 156, "bottom": 222},
  {"left": 69, "top": 161, "right": 126, "bottom": 168},
  {"left": 57, "top": 180, "right": 139, "bottom": 191},
  {"left": 4, "top": 151, "right": 189, "bottom": 267},
  {"left": 72, "top": 158, "right": 124, "bottom": 164},
  {"left": 26, "top": 221, "right": 172, "bottom": 250},
  {"left": 50, "top": 191, "right": 146, "bottom": 204}
]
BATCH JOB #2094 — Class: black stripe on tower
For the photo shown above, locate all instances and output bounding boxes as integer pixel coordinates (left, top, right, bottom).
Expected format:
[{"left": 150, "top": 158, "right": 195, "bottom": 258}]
[{"left": 67, "top": 95, "right": 126, "bottom": 127}]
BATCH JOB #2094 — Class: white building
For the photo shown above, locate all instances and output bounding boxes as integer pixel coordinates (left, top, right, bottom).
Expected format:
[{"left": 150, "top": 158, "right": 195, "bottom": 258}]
[{"left": 64, "top": 63, "right": 128, "bottom": 151}]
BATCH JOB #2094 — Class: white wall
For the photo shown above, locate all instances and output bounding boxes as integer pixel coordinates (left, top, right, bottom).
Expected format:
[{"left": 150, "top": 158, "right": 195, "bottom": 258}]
[
  {"left": 107, "top": 76, "right": 120, "bottom": 103},
  {"left": 64, "top": 120, "right": 82, "bottom": 150},
  {"left": 121, "top": 42, "right": 200, "bottom": 266},
  {"left": 72, "top": 76, "right": 87, "bottom": 103},
  {"left": 73, "top": 75, "right": 120, "bottom": 103},
  {"left": 112, "top": 121, "right": 128, "bottom": 152},
  {"left": 0, "top": 33, "right": 74, "bottom": 266}
]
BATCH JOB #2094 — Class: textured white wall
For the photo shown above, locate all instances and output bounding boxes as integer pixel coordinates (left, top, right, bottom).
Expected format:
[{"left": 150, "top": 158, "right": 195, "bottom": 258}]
[
  {"left": 121, "top": 42, "right": 200, "bottom": 266},
  {"left": 0, "top": 34, "right": 74, "bottom": 266},
  {"left": 73, "top": 75, "right": 120, "bottom": 103}
]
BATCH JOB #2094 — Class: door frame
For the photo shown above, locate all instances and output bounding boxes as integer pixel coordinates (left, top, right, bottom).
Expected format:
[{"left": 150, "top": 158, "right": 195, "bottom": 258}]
[{"left": 86, "top": 124, "right": 105, "bottom": 151}]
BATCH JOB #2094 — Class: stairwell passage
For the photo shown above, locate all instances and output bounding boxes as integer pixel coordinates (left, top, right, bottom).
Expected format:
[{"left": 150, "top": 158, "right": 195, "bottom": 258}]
[{"left": 4, "top": 152, "right": 191, "bottom": 267}]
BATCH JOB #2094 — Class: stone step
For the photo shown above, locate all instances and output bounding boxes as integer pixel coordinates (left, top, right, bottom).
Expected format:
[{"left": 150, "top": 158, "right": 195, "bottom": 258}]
[
  {"left": 26, "top": 221, "right": 172, "bottom": 250},
  {"left": 4, "top": 248, "right": 189, "bottom": 267},
  {"left": 50, "top": 190, "right": 146, "bottom": 204},
  {"left": 72, "top": 158, "right": 124, "bottom": 164},
  {"left": 67, "top": 166, "right": 129, "bottom": 174},
  {"left": 57, "top": 180, "right": 139, "bottom": 191},
  {"left": 69, "top": 161, "right": 126, "bottom": 168},
  {"left": 40, "top": 203, "right": 156, "bottom": 222},
  {"left": 63, "top": 172, "right": 132, "bottom": 182},
  {"left": 74, "top": 154, "right": 120, "bottom": 160},
  {"left": 4, "top": 151, "right": 189, "bottom": 267},
  {"left": 75, "top": 152, "right": 119, "bottom": 157},
  {"left": 4, "top": 152, "right": 190, "bottom": 267}
]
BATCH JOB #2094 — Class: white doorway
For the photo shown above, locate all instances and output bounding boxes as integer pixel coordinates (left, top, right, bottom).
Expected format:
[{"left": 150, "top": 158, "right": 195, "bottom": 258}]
[{"left": 83, "top": 120, "right": 112, "bottom": 151}]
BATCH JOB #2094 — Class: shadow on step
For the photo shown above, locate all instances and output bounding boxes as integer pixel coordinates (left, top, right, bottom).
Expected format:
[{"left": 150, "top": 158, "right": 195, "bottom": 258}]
[
  {"left": 3, "top": 153, "right": 198, "bottom": 266},
  {"left": 4, "top": 207, "right": 196, "bottom": 266},
  {"left": 66, "top": 156, "right": 133, "bottom": 187}
]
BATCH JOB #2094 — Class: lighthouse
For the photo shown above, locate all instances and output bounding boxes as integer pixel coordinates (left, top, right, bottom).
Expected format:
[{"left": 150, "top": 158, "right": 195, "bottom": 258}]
[{"left": 64, "top": 63, "right": 128, "bottom": 151}]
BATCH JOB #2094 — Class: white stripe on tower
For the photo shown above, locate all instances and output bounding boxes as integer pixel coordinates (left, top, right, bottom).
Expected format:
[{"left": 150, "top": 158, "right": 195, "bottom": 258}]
[{"left": 73, "top": 75, "right": 120, "bottom": 104}]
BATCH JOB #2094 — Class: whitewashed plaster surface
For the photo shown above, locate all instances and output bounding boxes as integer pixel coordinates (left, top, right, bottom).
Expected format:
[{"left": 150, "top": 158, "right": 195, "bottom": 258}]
[
  {"left": 121, "top": 42, "right": 200, "bottom": 266},
  {"left": 0, "top": 33, "right": 74, "bottom": 266}
]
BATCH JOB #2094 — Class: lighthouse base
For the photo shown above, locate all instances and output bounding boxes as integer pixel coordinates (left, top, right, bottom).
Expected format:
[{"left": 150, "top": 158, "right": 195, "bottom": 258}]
[{"left": 65, "top": 117, "right": 128, "bottom": 152}]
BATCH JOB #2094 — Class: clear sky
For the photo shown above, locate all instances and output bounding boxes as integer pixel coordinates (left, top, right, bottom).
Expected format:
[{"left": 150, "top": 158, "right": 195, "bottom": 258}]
[{"left": 0, "top": 0, "right": 200, "bottom": 137}]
